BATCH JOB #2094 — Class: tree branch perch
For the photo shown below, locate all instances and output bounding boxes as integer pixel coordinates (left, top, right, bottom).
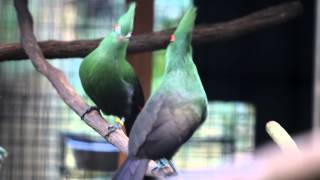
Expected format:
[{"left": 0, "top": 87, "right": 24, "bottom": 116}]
[
  {"left": 2, "top": 1, "right": 302, "bottom": 61},
  {"left": 13, "top": 0, "right": 169, "bottom": 177}
]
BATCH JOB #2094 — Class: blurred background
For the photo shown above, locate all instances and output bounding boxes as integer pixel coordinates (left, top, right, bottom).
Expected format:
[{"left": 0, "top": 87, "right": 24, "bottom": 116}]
[{"left": 0, "top": 0, "right": 315, "bottom": 179}]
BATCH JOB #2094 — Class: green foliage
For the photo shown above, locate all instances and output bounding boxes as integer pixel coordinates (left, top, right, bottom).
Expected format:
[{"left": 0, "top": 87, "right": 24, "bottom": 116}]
[
  {"left": 0, "top": 0, "right": 18, "bottom": 42},
  {"left": 151, "top": 50, "right": 166, "bottom": 93}
]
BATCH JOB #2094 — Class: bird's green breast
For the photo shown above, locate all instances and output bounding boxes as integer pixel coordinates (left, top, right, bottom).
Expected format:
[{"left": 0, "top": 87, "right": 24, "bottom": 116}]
[
  {"left": 163, "top": 70, "right": 207, "bottom": 106},
  {"left": 79, "top": 50, "right": 135, "bottom": 117}
]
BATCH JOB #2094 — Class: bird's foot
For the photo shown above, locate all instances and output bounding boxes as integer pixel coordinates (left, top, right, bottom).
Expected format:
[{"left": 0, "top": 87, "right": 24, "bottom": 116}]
[
  {"left": 152, "top": 159, "right": 178, "bottom": 177},
  {"left": 105, "top": 117, "right": 125, "bottom": 137},
  {"left": 80, "top": 106, "right": 100, "bottom": 120}
]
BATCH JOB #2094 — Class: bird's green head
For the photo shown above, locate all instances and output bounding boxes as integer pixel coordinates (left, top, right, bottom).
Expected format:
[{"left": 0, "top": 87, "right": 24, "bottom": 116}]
[
  {"left": 97, "top": 3, "right": 136, "bottom": 58},
  {"left": 169, "top": 7, "right": 196, "bottom": 51},
  {"left": 164, "top": 7, "right": 196, "bottom": 72},
  {"left": 114, "top": 2, "right": 136, "bottom": 41}
]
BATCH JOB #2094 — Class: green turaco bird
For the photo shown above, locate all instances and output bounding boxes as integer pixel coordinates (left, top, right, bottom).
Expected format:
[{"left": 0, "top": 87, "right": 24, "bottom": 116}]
[
  {"left": 79, "top": 3, "right": 144, "bottom": 135},
  {"left": 113, "top": 7, "right": 208, "bottom": 180}
]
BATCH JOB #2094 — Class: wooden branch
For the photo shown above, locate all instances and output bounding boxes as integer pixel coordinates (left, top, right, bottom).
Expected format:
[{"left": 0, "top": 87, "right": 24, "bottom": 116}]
[
  {"left": 13, "top": 0, "right": 170, "bottom": 177},
  {"left": 266, "top": 120, "right": 300, "bottom": 153},
  {"left": 2, "top": 1, "right": 302, "bottom": 61}
]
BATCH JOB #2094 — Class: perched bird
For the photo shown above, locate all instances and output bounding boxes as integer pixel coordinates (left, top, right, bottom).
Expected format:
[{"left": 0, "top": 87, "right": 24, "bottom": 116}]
[
  {"left": 113, "top": 7, "right": 208, "bottom": 180},
  {"left": 79, "top": 3, "right": 144, "bottom": 134}
]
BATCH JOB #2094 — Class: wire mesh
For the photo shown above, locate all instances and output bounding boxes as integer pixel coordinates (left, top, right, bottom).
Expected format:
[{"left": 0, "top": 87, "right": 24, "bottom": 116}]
[
  {"left": 0, "top": 0, "right": 125, "bottom": 179},
  {"left": 173, "top": 102, "right": 255, "bottom": 170}
]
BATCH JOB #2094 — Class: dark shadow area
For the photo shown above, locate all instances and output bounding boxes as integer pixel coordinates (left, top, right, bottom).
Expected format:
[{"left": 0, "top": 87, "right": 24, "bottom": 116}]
[{"left": 194, "top": 0, "right": 315, "bottom": 146}]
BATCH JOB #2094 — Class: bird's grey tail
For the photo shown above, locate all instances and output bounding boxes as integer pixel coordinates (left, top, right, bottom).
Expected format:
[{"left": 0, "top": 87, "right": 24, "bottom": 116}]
[{"left": 112, "top": 158, "right": 149, "bottom": 180}]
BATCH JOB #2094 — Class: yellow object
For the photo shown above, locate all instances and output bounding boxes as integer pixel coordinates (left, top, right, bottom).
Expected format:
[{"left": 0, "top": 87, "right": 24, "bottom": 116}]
[
  {"left": 115, "top": 117, "right": 124, "bottom": 126},
  {"left": 266, "top": 121, "right": 300, "bottom": 153}
]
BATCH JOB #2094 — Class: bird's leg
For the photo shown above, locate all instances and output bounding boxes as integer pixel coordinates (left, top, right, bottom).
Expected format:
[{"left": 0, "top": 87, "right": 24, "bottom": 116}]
[
  {"left": 159, "top": 159, "right": 167, "bottom": 167},
  {"left": 106, "top": 117, "right": 125, "bottom": 137},
  {"left": 167, "top": 160, "right": 178, "bottom": 175},
  {"left": 153, "top": 159, "right": 178, "bottom": 177},
  {"left": 80, "top": 106, "right": 101, "bottom": 120}
]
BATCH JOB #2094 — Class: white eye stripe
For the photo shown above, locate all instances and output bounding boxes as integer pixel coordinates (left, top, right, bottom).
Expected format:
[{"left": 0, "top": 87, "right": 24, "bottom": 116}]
[
  {"left": 114, "top": 24, "right": 121, "bottom": 34},
  {"left": 126, "top": 32, "right": 132, "bottom": 38},
  {"left": 114, "top": 24, "right": 132, "bottom": 38}
]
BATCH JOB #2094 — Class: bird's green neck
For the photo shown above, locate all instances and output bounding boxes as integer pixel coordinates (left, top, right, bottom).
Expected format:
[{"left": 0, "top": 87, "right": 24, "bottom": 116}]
[
  {"left": 164, "top": 38, "right": 194, "bottom": 74},
  {"left": 96, "top": 32, "right": 128, "bottom": 63}
]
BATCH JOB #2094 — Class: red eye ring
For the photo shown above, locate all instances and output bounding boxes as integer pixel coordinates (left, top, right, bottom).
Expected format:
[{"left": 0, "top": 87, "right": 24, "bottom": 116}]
[
  {"left": 170, "top": 34, "right": 176, "bottom": 42},
  {"left": 113, "top": 24, "right": 121, "bottom": 34}
]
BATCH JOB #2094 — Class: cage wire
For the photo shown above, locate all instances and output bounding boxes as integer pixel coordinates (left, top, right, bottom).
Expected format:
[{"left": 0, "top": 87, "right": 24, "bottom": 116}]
[
  {"left": 0, "top": 0, "right": 125, "bottom": 179},
  {"left": 0, "top": 0, "right": 255, "bottom": 179},
  {"left": 173, "top": 102, "right": 255, "bottom": 170}
]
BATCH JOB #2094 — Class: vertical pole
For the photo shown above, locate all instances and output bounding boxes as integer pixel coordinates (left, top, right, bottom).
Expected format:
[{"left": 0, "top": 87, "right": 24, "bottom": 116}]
[
  {"left": 127, "top": 0, "right": 154, "bottom": 99},
  {"left": 118, "top": 0, "right": 154, "bottom": 167},
  {"left": 313, "top": 0, "right": 320, "bottom": 130}
]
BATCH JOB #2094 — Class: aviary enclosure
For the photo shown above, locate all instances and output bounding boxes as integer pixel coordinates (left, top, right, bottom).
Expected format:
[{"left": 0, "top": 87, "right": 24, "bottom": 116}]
[{"left": 0, "top": 0, "right": 319, "bottom": 179}]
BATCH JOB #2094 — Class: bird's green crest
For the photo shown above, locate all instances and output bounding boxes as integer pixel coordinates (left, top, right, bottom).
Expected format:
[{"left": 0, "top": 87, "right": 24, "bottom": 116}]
[
  {"left": 164, "top": 6, "right": 197, "bottom": 73},
  {"left": 94, "top": 3, "right": 136, "bottom": 59},
  {"left": 173, "top": 7, "right": 196, "bottom": 38},
  {"left": 118, "top": 3, "right": 136, "bottom": 36}
]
